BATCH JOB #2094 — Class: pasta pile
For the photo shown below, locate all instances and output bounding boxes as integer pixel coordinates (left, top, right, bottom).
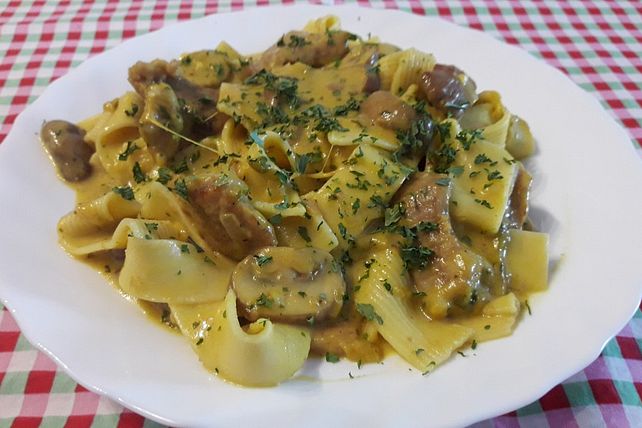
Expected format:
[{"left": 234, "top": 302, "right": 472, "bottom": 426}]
[{"left": 42, "top": 16, "right": 549, "bottom": 386}]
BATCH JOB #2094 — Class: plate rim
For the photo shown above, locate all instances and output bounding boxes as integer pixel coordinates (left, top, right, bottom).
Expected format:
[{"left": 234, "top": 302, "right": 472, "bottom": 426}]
[{"left": 1, "top": 4, "right": 641, "bottom": 427}]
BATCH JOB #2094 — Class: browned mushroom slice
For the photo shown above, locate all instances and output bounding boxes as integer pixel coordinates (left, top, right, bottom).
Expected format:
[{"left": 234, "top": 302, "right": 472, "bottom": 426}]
[
  {"left": 254, "top": 30, "right": 352, "bottom": 70},
  {"left": 139, "top": 83, "right": 183, "bottom": 164},
  {"left": 189, "top": 175, "right": 277, "bottom": 261},
  {"left": 359, "top": 90, "right": 417, "bottom": 131},
  {"left": 394, "top": 172, "right": 491, "bottom": 318},
  {"left": 420, "top": 64, "right": 477, "bottom": 116},
  {"left": 502, "top": 164, "right": 532, "bottom": 231},
  {"left": 232, "top": 247, "right": 345, "bottom": 323},
  {"left": 41, "top": 120, "right": 94, "bottom": 182},
  {"left": 505, "top": 115, "right": 536, "bottom": 159},
  {"left": 363, "top": 52, "right": 381, "bottom": 94},
  {"left": 128, "top": 60, "right": 221, "bottom": 130}
]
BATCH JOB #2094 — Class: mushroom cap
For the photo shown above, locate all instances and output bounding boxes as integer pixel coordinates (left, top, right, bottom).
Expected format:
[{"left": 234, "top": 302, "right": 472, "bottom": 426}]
[{"left": 232, "top": 246, "right": 346, "bottom": 323}]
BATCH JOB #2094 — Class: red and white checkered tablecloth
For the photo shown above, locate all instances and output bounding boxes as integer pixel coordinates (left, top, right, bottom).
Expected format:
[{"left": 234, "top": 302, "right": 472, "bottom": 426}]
[{"left": 1, "top": 1, "right": 641, "bottom": 427}]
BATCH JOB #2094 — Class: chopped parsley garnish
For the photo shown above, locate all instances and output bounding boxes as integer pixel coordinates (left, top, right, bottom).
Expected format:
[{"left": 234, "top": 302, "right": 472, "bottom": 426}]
[
  {"left": 112, "top": 185, "right": 134, "bottom": 200},
  {"left": 393, "top": 117, "right": 433, "bottom": 161},
  {"left": 174, "top": 179, "right": 189, "bottom": 200},
  {"left": 124, "top": 104, "right": 139, "bottom": 117},
  {"left": 132, "top": 162, "right": 146, "bottom": 183},
  {"left": 314, "top": 116, "right": 347, "bottom": 133},
  {"left": 384, "top": 203, "right": 405, "bottom": 227},
  {"left": 435, "top": 177, "right": 450, "bottom": 187},
  {"left": 401, "top": 244, "right": 434, "bottom": 270},
  {"left": 297, "top": 226, "right": 311, "bottom": 243},
  {"left": 351, "top": 198, "right": 361, "bottom": 215},
  {"left": 356, "top": 303, "right": 383, "bottom": 325},
  {"left": 245, "top": 69, "right": 300, "bottom": 108},
  {"left": 325, "top": 352, "right": 340, "bottom": 363},
  {"left": 383, "top": 280, "right": 393, "bottom": 294},
  {"left": 269, "top": 214, "right": 283, "bottom": 224},
  {"left": 144, "top": 222, "right": 158, "bottom": 233},
  {"left": 456, "top": 129, "right": 482, "bottom": 150},
  {"left": 254, "top": 255, "right": 273, "bottom": 267},
  {"left": 286, "top": 34, "right": 310, "bottom": 48},
  {"left": 157, "top": 167, "right": 172, "bottom": 184},
  {"left": 333, "top": 98, "right": 360, "bottom": 116},
  {"left": 295, "top": 151, "right": 323, "bottom": 174},
  {"left": 474, "top": 153, "right": 492, "bottom": 165},
  {"left": 255, "top": 293, "right": 274, "bottom": 308},
  {"left": 474, "top": 198, "right": 493, "bottom": 209},
  {"left": 118, "top": 141, "right": 139, "bottom": 161}
]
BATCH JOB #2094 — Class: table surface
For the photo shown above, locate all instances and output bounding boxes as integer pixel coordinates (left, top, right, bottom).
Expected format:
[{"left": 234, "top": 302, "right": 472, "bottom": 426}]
[{"left": 1, "top": 0, "right": 641, "bottom": 427}]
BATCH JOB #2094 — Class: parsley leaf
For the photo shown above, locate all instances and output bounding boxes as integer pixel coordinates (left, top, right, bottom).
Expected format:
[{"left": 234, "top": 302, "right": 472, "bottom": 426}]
[
  {"left": 356, "top": 303, "right": 383, "bottom": 325},
  {"left": 254, "top": 255, "right": 273, "bottom": 267},
  {"left": 112, "top": 185, "right": 134, "bottom": 200}
]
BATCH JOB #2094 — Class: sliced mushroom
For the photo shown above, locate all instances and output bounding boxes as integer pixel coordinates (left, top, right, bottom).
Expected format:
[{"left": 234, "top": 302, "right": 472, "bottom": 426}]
[
  {"left": 359, "top": 90, "right": 417, "bottom": 131},
  {"left": 165, "top": 76, "right": 219, "bottom": 123},
  {"left": 188, "top": 175, "right": 277, "bottom": 261},
  {"left": 139, "top": 83, "right": 183, "bottom": 163},
  {"left": 505, "top": 115, "right": 535, "bottom": 159},
  {"left": 233, "top": 247, "right": 346, "bottom": 323},
  {"left": 394, "top": 172, "right": 491, "bottom": 318},
  {"left": 501, "top": 164, "right": 532, "bottom": 231},
  {"left": 363, "top": 52, "right": 381, "bottom": 93},
  {"left": 420, "top": 64, "right": 477, "bottom": 116},
  {"left": 41, "top": 120, "right": 94, "bottom": 182},
  {"left": 128, "top": 59, "right": 221, "bottom": 135},
  {"left": 254, "top": 30, "right": 352, "bottom": 70}
]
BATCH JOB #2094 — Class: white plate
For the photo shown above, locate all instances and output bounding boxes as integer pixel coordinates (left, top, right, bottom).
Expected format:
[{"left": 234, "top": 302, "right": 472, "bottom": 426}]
[{"left": 1, "top": 5, "right": 641, "bottom": 427}]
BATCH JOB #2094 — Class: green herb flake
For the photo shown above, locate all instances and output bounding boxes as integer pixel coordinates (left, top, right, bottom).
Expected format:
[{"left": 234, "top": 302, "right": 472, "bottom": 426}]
[
  {"left": 118, "top": 141, "right": 139, "bottom": 161},
  {"left": 112, "top": 185, "right": 134, "bottom": 200},
  {"left": 356, "top": 303, "right": 383, "bottom": 325},
  {"left": 474, "top": 198, "right": 493, "bottom": 209},
  {"left": 256, "top": 293, "right": 274, "bottom": 308},
  {"left": 174, "top": 179, "right": 189, "bottom": 200},
  {"left": 157, "top": 167, "right": 173, "bottom": 184},
  {"left": 297, "top": 226, "right": 311, "bottom": 243},
  {"left": 132, "top": 162, "right": 146, "bottom": 183},
  {"left": 254, "top": 255, "right": 273, "bottom": 267},
  {"left": 124, "top": 104, "right": 139, "bottom": 117},
  {"left": 325, "top": 352, "right": 340, "bottom": 363}
]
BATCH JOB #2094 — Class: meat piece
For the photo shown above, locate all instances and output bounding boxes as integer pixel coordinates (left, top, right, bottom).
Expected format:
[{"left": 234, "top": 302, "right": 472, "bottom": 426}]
[
  {"left": 128, "top": 59, "right": 176, "bottom": 96},
  {"left": 189, "top": 176, "right": 277, "bottom": 261},
  {"left": 420, "top": 64, "right": 477, "bottom": 116},
  {"left": 254, "top": 31, "right": 352, "bottom": 70},
  {"left": 359, "top": 91, "right": 416, "bottom": 131},
  {"left": 395, "top": 172, "right": 490, "bottom": 319},
  {"left": 41, "top": 120, "right": 93, "bottom": 182}
]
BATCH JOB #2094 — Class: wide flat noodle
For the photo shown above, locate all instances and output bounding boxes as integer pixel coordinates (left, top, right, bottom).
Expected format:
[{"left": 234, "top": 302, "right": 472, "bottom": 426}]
[
  {"left": 351, "top": 235, "right": 473, "bottom": 371},
  {"left": 120, "top": 237, "right": 234, "bottom": 304},
  {"left": 171, "top": 289, "right": 310, "bottom": 386}
]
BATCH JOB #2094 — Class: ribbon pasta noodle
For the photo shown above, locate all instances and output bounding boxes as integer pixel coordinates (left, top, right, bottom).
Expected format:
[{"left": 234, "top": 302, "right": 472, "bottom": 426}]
[{"left": 40, "top": 16, "right": 549, "bottom": 386}]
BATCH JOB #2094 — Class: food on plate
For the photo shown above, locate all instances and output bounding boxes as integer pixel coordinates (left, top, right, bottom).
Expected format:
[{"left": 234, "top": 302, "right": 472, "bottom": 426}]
[{"left": 42, "top": 16, "right": 548, "bottom": 386}]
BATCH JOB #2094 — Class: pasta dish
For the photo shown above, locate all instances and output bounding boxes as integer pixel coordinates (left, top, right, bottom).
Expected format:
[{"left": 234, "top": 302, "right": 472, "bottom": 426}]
[{"left": 41, "top": 16, "right": 548, "bottom": 386}]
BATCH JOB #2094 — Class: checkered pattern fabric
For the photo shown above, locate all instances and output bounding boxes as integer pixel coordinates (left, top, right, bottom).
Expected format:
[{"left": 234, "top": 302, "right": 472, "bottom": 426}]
[{"left": 0, "top": 1, "right": 640, "bottom": 426}]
